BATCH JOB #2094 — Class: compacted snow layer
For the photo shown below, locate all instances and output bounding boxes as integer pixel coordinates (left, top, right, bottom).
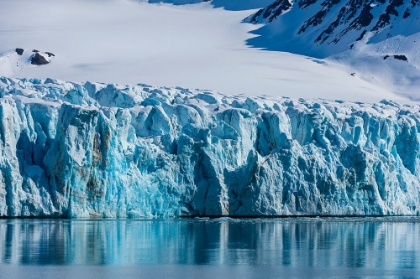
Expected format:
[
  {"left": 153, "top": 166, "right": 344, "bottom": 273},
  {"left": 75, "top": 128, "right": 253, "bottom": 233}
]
[{"left": 0, "top": 77, "right": 419, "bottom": 217}]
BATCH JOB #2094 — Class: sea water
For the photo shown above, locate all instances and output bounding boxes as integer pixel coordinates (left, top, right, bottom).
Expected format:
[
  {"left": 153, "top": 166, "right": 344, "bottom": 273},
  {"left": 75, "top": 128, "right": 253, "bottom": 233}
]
[{"left": 0, "top": 217, "right": 419, "bottom": 279}]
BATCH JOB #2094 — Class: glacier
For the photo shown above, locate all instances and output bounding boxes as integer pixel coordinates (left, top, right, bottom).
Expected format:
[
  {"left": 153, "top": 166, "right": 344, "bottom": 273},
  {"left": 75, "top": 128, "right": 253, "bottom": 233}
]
[{"left": 0, "top": 77, "right": 419, "bottom": 217}]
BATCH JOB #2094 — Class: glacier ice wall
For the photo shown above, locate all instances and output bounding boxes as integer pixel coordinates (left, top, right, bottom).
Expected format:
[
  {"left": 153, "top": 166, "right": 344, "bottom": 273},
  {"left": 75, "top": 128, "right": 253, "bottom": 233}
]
[{"left": 0, "top": 77, "right": 419, "bottom": 217}]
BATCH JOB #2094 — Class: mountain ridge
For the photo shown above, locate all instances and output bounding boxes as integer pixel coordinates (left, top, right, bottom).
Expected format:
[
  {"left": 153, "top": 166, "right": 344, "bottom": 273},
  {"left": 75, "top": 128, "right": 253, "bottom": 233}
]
[{"left": 246, "top": 0, "right": 420, "bottom": 56}]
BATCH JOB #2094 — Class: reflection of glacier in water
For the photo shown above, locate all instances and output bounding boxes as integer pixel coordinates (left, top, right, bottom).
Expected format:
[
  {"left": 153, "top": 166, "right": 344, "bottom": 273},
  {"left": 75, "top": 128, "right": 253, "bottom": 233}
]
[{"left": 0, "top": 218, "right": 419, "bottom": 278}]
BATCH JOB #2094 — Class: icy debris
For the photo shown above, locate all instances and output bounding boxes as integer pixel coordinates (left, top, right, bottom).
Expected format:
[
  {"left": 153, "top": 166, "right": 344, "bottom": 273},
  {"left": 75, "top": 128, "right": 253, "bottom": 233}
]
[{"left": 0, "top": 77, "right": 419, "bottom": 217}]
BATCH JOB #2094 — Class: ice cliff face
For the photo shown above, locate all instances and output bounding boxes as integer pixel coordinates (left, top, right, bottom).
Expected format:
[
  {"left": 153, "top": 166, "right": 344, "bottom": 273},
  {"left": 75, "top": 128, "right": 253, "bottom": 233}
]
[{"left": 0, "top": 77, "right": 419, "bottom": 217}]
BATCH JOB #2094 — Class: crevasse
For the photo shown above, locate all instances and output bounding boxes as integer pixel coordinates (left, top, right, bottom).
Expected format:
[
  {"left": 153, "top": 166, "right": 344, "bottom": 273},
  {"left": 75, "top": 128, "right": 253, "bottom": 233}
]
[{"left": 0, "top": 77, "right": 419, "bottom": 217}]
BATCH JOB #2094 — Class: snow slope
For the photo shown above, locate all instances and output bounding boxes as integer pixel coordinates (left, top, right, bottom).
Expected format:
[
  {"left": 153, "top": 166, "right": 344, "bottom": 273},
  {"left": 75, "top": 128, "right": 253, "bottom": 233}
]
[
  {"left": 0, "top": 78, "right": 419, "bottom": 217},
  {"left": 0, "top": 0, "right": 407, "bottom": 102},
  {"left": 0, "top": 50, "right": 24, "bottom": 77},
  {"left": 247, "top": 0, "right": 420, "bottom": 99}
]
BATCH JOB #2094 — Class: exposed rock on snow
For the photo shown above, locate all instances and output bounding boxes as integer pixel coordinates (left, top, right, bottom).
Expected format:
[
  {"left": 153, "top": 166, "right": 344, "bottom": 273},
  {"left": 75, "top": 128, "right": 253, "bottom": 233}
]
[
  {"left": 30, "top": 51, "right": 54, "bottom": 65},
  {"left": 393, "top": 55, "right": 408, "bottom": 61},
  {"left": 15, "top": 48, "right": 24, "bottom": 56},
  {"left": 247, "top": 0, "right": 293, "bottom": 23},
  {"left": 0, "top": 78, "right": 419, "bottom": 218},
  {"left": 384, "top": 55, "right": 408, "bottom": 61}
]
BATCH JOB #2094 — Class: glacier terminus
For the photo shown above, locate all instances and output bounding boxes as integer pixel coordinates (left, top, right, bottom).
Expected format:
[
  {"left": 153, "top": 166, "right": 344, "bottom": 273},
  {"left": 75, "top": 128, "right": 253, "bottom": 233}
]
[{"left": 0, "top": 77, "right": 419, "bottom": 218}]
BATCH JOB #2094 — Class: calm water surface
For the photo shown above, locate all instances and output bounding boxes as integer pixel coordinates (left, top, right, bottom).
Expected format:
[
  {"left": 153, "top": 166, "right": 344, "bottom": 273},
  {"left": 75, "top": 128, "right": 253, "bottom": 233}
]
[{"left": 0, "top": 217, "right": 419, "bottom": 279}]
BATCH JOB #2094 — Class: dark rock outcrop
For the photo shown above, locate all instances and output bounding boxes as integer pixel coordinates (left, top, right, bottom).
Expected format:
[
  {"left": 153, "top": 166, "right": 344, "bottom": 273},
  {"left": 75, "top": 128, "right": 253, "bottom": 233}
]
[
  {"left": 15, "top": 48, "right": 24, "bottom": 55},
  {"left": 384, "top": 54, "right": 408, "bottom": 61},
  {"left": 394, "top": 55, "right": 408, "bottom": 61},
  {"left": 29, "top": 50, "right": 55, "bottom": 66},
  {"left": 30, "top": 53, "right": 50, "bottom": 65}
]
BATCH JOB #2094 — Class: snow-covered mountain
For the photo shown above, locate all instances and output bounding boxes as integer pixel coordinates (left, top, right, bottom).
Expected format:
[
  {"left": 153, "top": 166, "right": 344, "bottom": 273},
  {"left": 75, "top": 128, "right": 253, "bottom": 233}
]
[
  {"left": 247, "top": 0, "right": 420, "bottom": 56},
  {"left": 0, "top": 78, "right": 419, "bottom": 217},
  {"left": 246, "top": 0, "right": 420, "bottom": 98}
]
